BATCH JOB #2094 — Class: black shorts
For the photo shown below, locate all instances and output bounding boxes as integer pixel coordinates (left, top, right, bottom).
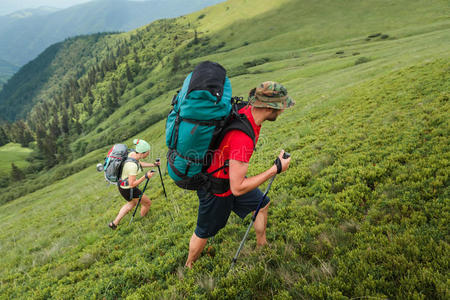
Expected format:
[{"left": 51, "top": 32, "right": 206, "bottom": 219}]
[
  {"left": 195, "top": 188, "right": 270, "bottom": 238},
  {"left": 118, "top": 186, "right": 142, "bottom": 201}
]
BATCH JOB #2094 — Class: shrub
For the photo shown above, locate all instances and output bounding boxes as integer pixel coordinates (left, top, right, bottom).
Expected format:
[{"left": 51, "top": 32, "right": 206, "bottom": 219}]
[
  {"left": 243, "top": 57, "right": 270, "bottom": 68},
  {"left": 228, "top": 65, "right": 248, "bottom": 77},
  {"left": 368, "top": 33, "right": 382, "bottom": 38},
  {"left": 355, "top": 57, "right": 370, "bottom": 65}
]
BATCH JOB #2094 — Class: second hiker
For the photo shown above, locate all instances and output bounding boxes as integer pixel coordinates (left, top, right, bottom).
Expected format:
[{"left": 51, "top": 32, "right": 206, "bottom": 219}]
[{"left": 108, "top": 138, "right": 160, "bottom": 229}]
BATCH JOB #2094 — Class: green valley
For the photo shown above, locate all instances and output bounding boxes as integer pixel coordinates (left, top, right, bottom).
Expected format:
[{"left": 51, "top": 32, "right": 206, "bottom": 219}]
[{"left": 0, "top": 143, "right": 32, "bottom": 187}]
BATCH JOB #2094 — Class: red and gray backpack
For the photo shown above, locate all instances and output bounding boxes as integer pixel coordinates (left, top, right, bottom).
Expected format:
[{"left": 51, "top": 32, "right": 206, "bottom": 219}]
[{"left": 102, "top": 144, "right": 140, "bottom": 185}]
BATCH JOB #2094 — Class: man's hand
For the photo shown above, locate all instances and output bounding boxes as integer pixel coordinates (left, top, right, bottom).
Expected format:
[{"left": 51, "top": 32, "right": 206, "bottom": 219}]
[{"left": 275, "top": 150, "right": 291, "bottom": 173}]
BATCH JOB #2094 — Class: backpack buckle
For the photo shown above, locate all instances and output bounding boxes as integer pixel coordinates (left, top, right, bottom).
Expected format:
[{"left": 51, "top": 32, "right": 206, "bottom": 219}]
[
  {"left": 171, "top": 91, "right": 179, "bottom": 106},
  {"left": 118, "top": 179, "right": 129, "bottom": 187}
]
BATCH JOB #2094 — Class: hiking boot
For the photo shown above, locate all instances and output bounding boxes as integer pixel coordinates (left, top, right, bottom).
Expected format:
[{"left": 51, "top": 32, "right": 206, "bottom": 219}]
[{"left": 108, "top": 222, "right": 117, "bottom": 230}]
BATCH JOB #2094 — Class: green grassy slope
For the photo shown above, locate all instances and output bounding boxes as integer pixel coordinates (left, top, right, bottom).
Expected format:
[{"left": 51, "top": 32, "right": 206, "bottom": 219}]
[
  {"left": 194, "top": 0, "right": 449, "bottom": 53},
  {"left": 0, "top": 0, "right": 449, "bottom": 298},
  {"left": 1, "top": 58, "right": 447, "bottom": 299}
]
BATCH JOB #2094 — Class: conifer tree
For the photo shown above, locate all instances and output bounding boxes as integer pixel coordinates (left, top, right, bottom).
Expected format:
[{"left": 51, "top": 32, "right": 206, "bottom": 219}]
[
  {"left": 194, "top": 30, "right": 199, "bottom": 44},
  {"left": 60, "top": 108, "right": 70, "bottom": 134},
  {"left": 0, "top": 126, "right": 9, "bottom": 146},
  {"left": 126, "top": 64, "right": 134, "bottom": 82},
  {"left": 11, "top": 163, "right": 25, "bottom": 181},
  {"left": 172, "top": 55, "right": 181, "bottom": 73},
  {"left": 9, "top": 121, "right": 34, "bottom": 147}
]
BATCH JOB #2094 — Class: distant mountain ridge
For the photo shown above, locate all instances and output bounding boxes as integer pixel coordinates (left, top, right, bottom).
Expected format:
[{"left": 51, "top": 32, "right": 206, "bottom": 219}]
[
  {"left": 0, "top": 0, "right": 223, "bottom": 68},
  {"left": 0, "top": 59, "right": 18, "bottom": 74},
  {"left": 4, "top": 6, "right": 60, "bottom": 18}
]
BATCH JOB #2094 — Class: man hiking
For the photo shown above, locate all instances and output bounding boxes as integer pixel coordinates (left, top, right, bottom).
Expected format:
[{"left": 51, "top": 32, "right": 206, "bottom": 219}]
[
  {"left": 185, "top": 81, "right": 295, "bottom": 268},
  {"left": 108, "top": 139, "right": 160, "bottom": 229}
]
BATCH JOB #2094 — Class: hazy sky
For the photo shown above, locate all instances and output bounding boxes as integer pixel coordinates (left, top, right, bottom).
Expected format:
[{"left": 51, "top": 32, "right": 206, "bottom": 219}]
[
  {"left": 0, "top": 0, "right": 88, "bottom": 15},
  {"left": 0, "top": 0, "right": 147, "bottom": 15}
]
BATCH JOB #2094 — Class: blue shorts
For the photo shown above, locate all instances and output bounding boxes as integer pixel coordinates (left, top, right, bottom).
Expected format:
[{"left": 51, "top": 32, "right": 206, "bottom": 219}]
[{"left": 194, "top": 188, "right": 270, "bottom": 238}]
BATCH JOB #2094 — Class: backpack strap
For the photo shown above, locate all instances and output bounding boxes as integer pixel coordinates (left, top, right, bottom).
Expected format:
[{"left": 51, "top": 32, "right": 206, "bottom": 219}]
[
  {"left": 206, "top": 113, "right": 256, "bottom": 195},
  {"left": 118, "top": 157, "right": 142, "bottom": 186},
  {"left": 125, "top": 157, "right": 142, "bottom": 170},
  {"left": 216, "top": 113, "right": 256, "bottom": 150},
  {"left": 221, "top": 99, "right": 256, "bottom": 149}
]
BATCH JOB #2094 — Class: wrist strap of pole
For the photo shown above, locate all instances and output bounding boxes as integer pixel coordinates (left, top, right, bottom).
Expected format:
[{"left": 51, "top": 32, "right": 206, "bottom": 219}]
[{"left": 274, "top": 157, "right": 282, "bottom": 174}]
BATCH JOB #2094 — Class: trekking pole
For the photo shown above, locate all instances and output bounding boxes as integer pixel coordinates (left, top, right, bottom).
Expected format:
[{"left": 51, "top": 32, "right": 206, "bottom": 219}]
[
  {"left": 230, "top": 152, "right": 290, "bottom": 270},
  {"left": 156, "top": 158, "right": 168, "bottom": 201},
  {"left": 129, "top": 170, "right": 154, "bottom": 225}
]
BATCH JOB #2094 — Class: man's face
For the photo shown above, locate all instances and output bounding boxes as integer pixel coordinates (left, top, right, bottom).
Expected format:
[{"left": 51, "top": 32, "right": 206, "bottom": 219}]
[{"left": 266, "top": 108, "right": 284, "bottom": 121}]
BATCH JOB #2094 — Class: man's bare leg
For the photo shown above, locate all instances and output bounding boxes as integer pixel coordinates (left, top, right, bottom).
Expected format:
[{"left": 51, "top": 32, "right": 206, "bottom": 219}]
[
  {"left": 253, "top": 203, "right": 270, "bottom": 247},
  {"left": 185, "top": 233, "right": 208, "bottom": 268}
]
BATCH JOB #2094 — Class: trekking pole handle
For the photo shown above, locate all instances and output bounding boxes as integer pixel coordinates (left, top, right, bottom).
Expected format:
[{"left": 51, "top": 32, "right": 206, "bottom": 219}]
[
  {"left": 156, "top": 158, "right": 160, "bottom": 163},
  {"left": 274, "top": 152, "right": 291, "bottom": 174}
]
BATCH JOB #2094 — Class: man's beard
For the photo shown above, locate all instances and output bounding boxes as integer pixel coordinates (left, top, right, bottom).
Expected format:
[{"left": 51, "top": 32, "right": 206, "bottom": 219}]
[{"left": 266, "top": 110, "right": 280, "bottom": 121}]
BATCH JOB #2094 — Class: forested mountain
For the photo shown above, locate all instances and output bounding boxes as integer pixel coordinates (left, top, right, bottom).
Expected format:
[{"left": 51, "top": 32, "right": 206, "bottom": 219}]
[
  {"left": 0, "top": 0, "right": 224, "bottom": 76},
  {"left": 0, "top": 0, "right": 225, "bottom": 121},
  {"left": 0, "top": 0, "right": 448, "bottom": 298},
  {"left": 0, "top": 33, "right": 123, "bottom": 122}
]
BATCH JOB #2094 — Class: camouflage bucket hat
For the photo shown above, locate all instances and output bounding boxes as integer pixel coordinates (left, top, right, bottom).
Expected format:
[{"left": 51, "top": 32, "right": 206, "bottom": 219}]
[{"left": 248, "top": 81, "right": 295, "bottom": 109}]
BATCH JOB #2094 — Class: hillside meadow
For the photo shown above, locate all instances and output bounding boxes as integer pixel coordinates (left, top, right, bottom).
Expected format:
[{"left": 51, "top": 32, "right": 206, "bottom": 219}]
[
  {"left": 0, "top": 143, "right": 32, "bottom": 187},
  {"left": 0, "top": 143, "right": 31, "bottom": 170},
  {"left": 0, "top": 0, "right": 449, "bottom": 298}
]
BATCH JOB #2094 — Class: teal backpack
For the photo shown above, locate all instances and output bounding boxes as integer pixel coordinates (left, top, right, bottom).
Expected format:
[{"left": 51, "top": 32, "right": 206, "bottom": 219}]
[{"left": 165, "top": 61, "right": 255, "bottom": 193}]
